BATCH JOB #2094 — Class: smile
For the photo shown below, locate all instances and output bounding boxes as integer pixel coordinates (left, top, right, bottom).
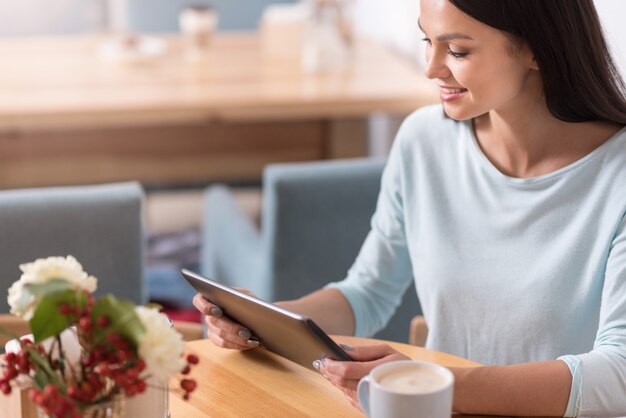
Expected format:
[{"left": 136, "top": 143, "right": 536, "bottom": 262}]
[
  {"left": 439, "top": 86, "right": 468, "bottom": 102},
  {"left": 440, "top": 87, "right": 467, "bottom": 94}
]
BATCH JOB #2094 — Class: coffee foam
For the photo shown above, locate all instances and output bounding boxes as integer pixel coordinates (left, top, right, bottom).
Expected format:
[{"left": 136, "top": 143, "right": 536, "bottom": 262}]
[{"left": 377, "top": 365, "right": 449, "bottom": 394}]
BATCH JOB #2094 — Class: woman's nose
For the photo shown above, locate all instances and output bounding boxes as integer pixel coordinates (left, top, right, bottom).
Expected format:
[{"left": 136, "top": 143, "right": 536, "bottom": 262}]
[{"left": 423, "top": 49, "right": 450, "bottom": 80}]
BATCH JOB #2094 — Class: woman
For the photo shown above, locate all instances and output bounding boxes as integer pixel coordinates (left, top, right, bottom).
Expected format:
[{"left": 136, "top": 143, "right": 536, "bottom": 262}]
[{"left": 194, "top": 0, "right": 626, "bottom": 416}]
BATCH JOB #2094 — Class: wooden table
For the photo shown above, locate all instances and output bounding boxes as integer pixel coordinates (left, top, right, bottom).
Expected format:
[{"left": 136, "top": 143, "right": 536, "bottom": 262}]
[
  {"left": 0, "top": 34, "right": 437, "bottom": 188},
  {"left": 170, "top": 335, "right": 480, "bottom": 417},
  {"left": 3, "top": 335, "right": 558, "bottom": 417}
]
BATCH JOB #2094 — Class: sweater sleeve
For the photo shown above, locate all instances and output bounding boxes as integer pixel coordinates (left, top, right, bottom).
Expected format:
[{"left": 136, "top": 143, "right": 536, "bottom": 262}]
[
  {"left": 325, "top": 119, "right": 414, "bottom": 337},
  {"left": 559, "top": 213, "right": 626, "bottom": 417}
]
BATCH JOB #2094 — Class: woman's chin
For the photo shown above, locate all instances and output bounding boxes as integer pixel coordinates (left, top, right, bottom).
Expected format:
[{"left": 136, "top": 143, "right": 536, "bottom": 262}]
[{"left": 442, "top": 103, "right": 482, "bottom": 121}]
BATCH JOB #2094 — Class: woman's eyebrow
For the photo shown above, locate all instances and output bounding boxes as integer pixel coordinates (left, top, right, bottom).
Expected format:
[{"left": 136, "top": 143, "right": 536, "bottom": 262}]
[{"left": 417, "top": 19, "right": 474, "bottom": 41}]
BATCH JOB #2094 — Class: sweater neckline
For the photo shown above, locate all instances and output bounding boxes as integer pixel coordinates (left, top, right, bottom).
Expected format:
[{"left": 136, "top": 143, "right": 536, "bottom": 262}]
[{"left": 463, "top": 120, "right": 626, "bottom": 186}]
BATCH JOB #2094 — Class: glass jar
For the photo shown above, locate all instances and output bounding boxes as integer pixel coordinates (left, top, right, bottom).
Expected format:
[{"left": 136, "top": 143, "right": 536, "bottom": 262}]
[{"left": 37, "top": 394, "right": 125, "bottom": 418}]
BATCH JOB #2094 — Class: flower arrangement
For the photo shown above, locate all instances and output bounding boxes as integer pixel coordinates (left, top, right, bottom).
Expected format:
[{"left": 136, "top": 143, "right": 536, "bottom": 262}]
[{"left": 0, "top": 256, "right": 199, "bottom": 418}]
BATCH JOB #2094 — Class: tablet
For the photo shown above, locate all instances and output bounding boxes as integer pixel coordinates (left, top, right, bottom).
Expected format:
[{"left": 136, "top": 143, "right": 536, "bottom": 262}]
[{"left": 181, "top": 269, "right": 352, "bottom": 370}]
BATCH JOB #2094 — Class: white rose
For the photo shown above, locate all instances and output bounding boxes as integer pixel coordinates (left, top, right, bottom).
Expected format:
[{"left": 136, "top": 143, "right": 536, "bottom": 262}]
[
  {"left": 135, "top": 306, "right": 186, "bottom": 382},
  {"left": 7, "top": 255, "right": 98, "bottom": 320}
]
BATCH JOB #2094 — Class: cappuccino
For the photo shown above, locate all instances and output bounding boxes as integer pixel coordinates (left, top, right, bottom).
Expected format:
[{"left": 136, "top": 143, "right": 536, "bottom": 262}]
[{"left": 378, "top": 365, "right": 449, "bottom": 394}]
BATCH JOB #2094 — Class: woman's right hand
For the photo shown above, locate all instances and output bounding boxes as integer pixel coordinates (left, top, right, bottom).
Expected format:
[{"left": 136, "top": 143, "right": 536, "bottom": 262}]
[{"left": 192, "top": 292, "right": 260, "bottom": 350}]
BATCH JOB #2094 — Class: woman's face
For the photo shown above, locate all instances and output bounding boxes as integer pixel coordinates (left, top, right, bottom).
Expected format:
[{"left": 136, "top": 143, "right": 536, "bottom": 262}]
[{"left": 419, "top": 0, "right": 540, "bottom": 121}]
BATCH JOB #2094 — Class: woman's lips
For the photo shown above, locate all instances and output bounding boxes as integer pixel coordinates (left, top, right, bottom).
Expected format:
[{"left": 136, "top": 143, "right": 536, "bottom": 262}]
[{"left": 439, "top": 86, "right": 468, "bottom": 102}]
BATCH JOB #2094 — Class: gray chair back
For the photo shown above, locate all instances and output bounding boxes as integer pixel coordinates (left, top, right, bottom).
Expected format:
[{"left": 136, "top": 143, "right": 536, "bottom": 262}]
[
  {"left": 0, "top": 182, "right": 145, "bottom": 313},
  {"left": 262, "top": 159, "right": 421, "bottom": 342}
]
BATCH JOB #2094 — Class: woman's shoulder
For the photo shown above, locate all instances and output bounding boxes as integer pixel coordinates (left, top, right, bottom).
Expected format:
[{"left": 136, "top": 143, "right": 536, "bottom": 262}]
[
  {"left": 395, "top": 105, "right": 467, "bottom": 150},
  {"left": 401, "top": 104, "right": 459, "bottom": 131},
  {"left": 603, "top": 126, "right": 626, "bottom": 180}
]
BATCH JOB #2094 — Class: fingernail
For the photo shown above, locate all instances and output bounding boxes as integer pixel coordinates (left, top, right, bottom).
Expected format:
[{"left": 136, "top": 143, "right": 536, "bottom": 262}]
[
  {"left": 339, "top": 343, "right": 353, "bottom": 351},
  {"left": 246, "top": 339, "right": 260, "bottom": 347},
  {"left": 210, "top": 307, "right": 223, "bottom": 317},
  {"left": 238, "top": 329, "right": 251, "bottom": 339},
  {"left": 312, "top": 360, "right": 321, "bottom": 370}
]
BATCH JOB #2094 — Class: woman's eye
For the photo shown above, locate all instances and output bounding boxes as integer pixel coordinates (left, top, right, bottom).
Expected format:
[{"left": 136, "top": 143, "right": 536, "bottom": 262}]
[
  {"left": 447, "top": 49, "right": 468, "bottom": 59},
  {"left": 421, "top": 37, "right": 432, "bottom": 45}
]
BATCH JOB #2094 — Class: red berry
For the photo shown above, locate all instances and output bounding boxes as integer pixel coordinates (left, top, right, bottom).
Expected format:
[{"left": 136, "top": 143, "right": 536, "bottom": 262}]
[
  {"left": 136, "top": 359, "right": 146, "bottom": 372},
  {"left": 28, "top": 389, "right": 38, "bottom": 402},
  {"left": 79, "top": 316, "right": 93, "bottom": 331},
  {"left": 0, "top": 381, "right": 12, "bottom": 395},
  {"left": 58, "top": 304, "right": 72, "bottom": 315},
  {"left": 44, "top": 384, "right": 58, "bottom": 395},
  {"left": 96, "top": 315, "right": 111, "bottom": 328},
  {"left": 67, "top": 386, "right": 79, "bottom": 399},
  {"left": 187, "top": 354, "right": 199, "bottom": 365},
  {"left": 180, "top": 379, "right": 197, "bottom": 393},
  {"left": 136, "top": 380, "right": 147, "bottom": 393},
  {"left": 127, "top": 368, "right": 139, "bottom": 380}
]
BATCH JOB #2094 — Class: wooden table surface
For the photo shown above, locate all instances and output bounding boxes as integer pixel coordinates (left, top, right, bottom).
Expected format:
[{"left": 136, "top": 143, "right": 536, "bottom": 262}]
[
  {"left": 0, "top": 33, "right": 437, "bottom": 188},
  {"left": 169, "top": 335, "right": 485, "bottom": 418},
  {"left": 0, "top": 33, "right": 437, "bottom": 131}
]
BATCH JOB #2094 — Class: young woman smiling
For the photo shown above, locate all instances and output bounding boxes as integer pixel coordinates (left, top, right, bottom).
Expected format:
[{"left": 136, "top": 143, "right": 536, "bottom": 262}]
[{"left": 194, "top": 0, "right": 626, "bottom": 416}]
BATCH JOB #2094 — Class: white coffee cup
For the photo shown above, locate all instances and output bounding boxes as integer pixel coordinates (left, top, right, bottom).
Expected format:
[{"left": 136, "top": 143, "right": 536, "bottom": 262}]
[{"left": 357, "top": 360, "right": 454, "bottom": 418}]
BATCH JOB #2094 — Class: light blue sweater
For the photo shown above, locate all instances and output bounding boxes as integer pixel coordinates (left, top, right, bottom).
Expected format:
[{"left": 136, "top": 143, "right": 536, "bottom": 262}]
[{"left": 328, "top": 105, "right": 626, "bottom": 417}]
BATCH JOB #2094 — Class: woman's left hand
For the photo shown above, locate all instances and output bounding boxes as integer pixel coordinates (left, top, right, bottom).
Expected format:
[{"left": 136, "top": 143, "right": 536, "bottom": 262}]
[{"left": 316, "top": 343, "right": 410, "bottom": 410}]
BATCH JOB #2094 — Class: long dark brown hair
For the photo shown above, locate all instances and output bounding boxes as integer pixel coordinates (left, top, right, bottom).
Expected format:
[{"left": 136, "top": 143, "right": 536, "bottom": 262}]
[{"left": 449, "top": 0, "right": 626, "bottom": 125}]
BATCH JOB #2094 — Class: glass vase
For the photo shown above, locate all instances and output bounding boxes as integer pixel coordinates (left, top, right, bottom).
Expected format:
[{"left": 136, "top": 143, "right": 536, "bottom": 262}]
[
  {"left": 37, "top": 394, "right": 125, "bottom": 418},
  {"left": 125, "top": 377, "right": 170, "bottom": 418}
]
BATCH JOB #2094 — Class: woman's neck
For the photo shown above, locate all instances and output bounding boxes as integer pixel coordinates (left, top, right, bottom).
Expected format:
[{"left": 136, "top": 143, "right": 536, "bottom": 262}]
[{"left": 472, "top": 106, "right": 622, "bottom": 179}]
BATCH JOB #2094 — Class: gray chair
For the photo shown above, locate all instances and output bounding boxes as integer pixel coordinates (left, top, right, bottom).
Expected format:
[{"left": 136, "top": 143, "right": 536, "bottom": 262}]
[
  {"left": 201, "top": 158, "right": 421, "bottom": 342},
  {"left": 0, "top": 182, "right": 146, "bottom": 313},
  {"left": 124, "top": 0, "right": 297, "bottom": 33}
]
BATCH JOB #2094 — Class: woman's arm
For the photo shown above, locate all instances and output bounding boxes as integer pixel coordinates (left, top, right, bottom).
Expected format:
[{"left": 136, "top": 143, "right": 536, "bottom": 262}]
[
  {"left": 320, "top": 346, "right": 572, "bottom": 417},
  {"left": 451, "top": 361, "right": 571, "bottom": 416},
  {"left": 277, "top": 288, "right": 356, "bottom": 336}
]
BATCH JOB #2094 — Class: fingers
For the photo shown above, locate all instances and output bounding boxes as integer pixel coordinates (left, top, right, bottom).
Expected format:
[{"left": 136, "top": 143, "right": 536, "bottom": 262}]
[
  {"left": 315, "top": 345, "right": 410, "bottom": 408},
  {"left": 323, "top": 347, "right": 406, "bottom": 380},
  {"left": 206, "top": 325, "right": 252, "bottom": 350},
  {"left": 339, "top": 343, "right": 398, "bottom": 362},
  {"left": 205, "top": 314, "right": 261, "bottom": 349},
  {"left": 193, "top": 292, "right": 260, "bottom": 350},
  {"left": 193, "top": 293, "right": 222, "bottom": 317}
]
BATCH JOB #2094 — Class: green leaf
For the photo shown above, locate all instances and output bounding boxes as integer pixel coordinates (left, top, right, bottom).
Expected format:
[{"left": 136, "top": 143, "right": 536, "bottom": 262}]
[
  {"left": 91, "top": 295, "right": 145, "bottom": 347},
  {"left": 33, "top": 368, "right": 50, "bottom": 391},
  {"left": 24, "top": 344, "right": 64, "bottom": 390},
  {"left": 29, "top": 289, "right": 87, "bottom": 343},
  {"left": 24, "top": 279, "right": 74, "bottom": 296}
]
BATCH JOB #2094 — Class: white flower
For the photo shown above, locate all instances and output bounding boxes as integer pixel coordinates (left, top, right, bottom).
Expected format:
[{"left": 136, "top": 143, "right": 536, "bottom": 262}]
[
  {"left": 7, "top": 256, "right": 98, "bottom": 320},
  {"left": 135, "top": 306, "right": 186, "bottom": 382}
]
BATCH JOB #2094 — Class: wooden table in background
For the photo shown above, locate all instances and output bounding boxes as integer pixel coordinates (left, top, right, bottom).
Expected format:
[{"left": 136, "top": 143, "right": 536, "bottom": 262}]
[
  {"left": 0, "top": 34, "right": 437, "bottom": 189},
  {"left": 170, "top": 335, "right": 481, "bottom": 417}
]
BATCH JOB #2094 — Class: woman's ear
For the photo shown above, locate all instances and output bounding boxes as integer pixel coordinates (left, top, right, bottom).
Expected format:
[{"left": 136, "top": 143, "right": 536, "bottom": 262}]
[
  {"left": 519, "top": 43, "right": 539, "bottom": 70},
  {"left": 529, "top": 55, "right": 539, "bottom": 71}
]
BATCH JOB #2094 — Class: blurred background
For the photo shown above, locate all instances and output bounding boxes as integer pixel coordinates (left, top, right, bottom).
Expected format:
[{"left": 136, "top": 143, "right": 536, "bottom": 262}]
[{"left": 1, "top": 0, "right": 624, "bottom": 330}]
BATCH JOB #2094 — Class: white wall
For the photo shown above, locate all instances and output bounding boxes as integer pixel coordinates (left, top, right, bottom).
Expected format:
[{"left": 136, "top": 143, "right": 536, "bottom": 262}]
[
  {"left": 594, "top": 0, "right": 626, "bottom": 81},
  {"left": 0, "top": 0, "right": 106, "bottom": 36}
]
